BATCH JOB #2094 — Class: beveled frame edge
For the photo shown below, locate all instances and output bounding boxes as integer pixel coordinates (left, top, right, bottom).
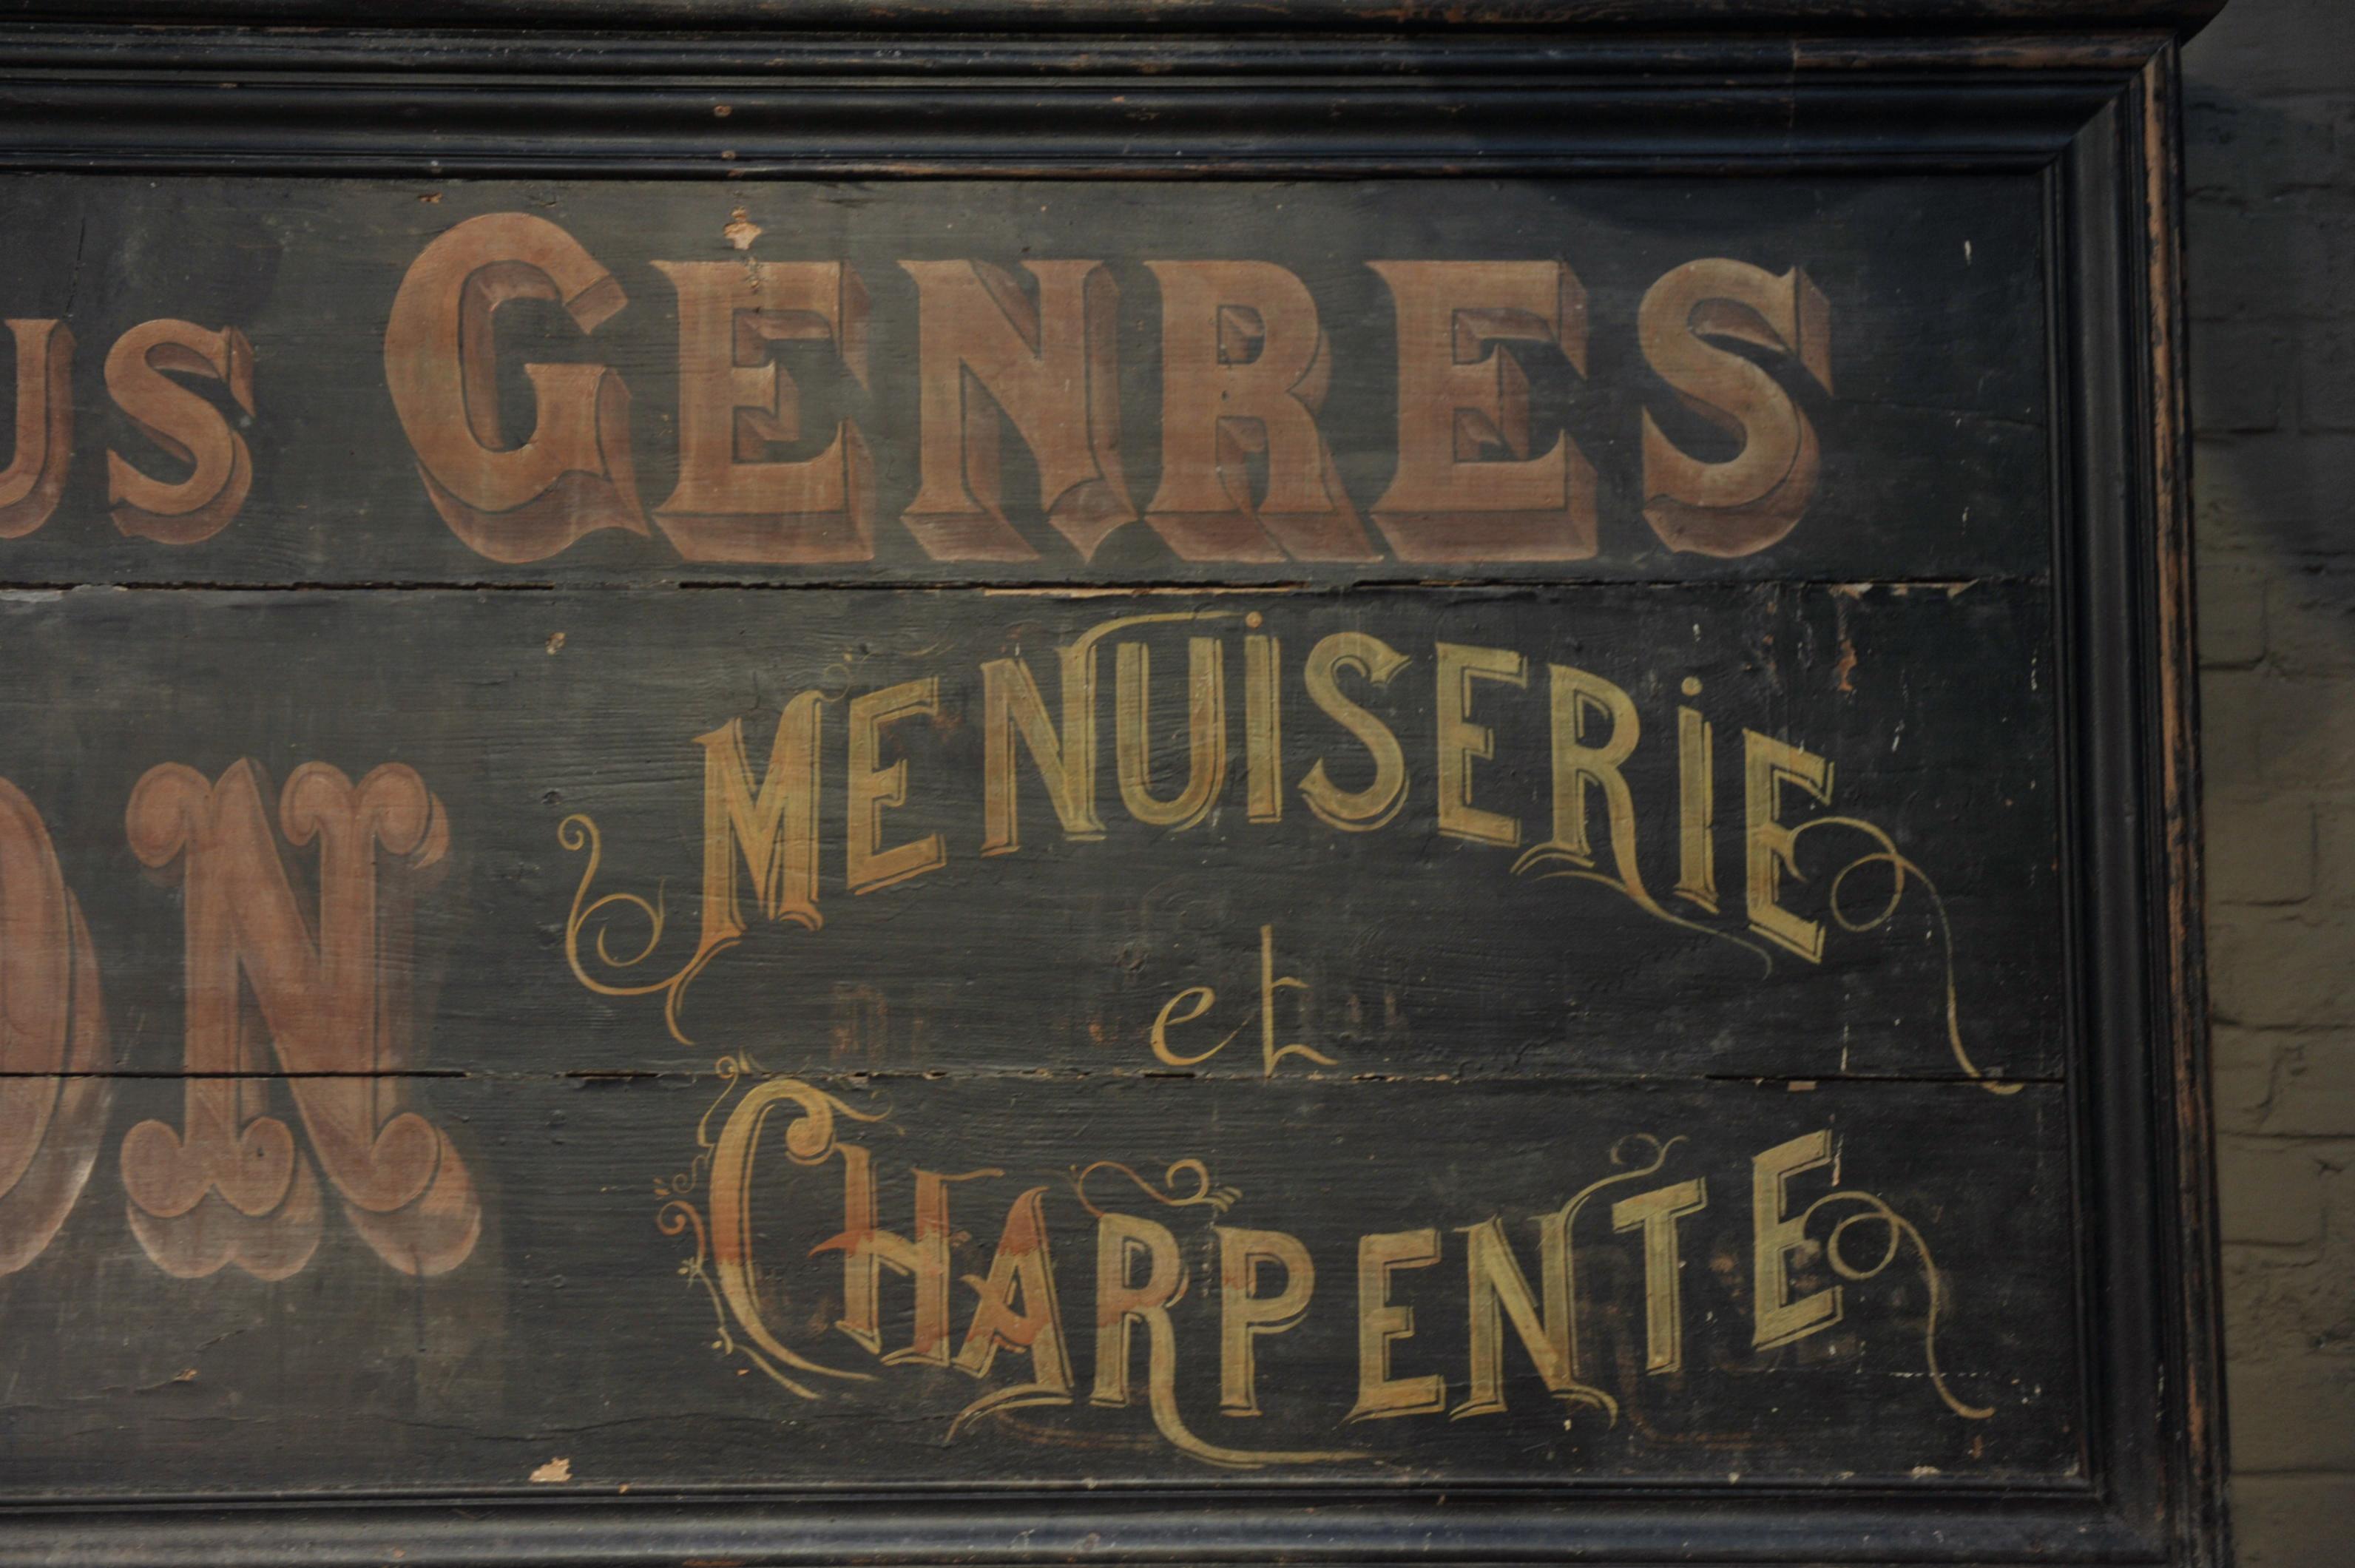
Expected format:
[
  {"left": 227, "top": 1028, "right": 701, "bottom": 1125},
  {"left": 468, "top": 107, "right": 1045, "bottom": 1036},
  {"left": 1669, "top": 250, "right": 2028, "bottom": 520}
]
[
  {"left": 2038, "top": 46, "right": 2227, "bottom": 1568},
  {"left": 0, "top": 29, "right": 2149, "bottom": 179},
  {"left": 0, "top": 0, "right": 2232, "bottom": 36},
  {"left": 0, "top": 21, "right": 2225, "bottom": 1568}
]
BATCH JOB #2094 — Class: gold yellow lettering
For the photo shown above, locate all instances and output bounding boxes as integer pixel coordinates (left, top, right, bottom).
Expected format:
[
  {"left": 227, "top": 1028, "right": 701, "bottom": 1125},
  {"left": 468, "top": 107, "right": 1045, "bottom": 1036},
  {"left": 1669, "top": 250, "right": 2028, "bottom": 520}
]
[
  {"left": 1675, "top": 679, "right": 1718, "bottom": 913},
  {"left": 1091, "top": 1209, "right": 1183, "bottom": 1410},
  {"left": 697, "top": 695, "right": 823, "bottom": 955},
  {"left": 1245, "top": 631, "right": 1283, "bottom": 822},
  {"left": 1752, "top": 1130, "right": 1841, "bottom": 1349},
  {"left": 1435, "top": 642, "right": 1527, "bottom": 848},
  {"left": 1217, "top": 1226, "right": 1314, "bottom": 1416},
  {"left": 1454, "top": 1214, "right": 1572, "bottom": 1419},
  {"left": 1517, "top": 664, "right": 1661, "bottom": 913},
  {"left": 1094, "top": 1209, "right": 1352, "bottom": 1466},
  {"left": 1115, "top": 638, "right": 1226, "bottom": 831},
  {"left": 1744, "top": 730, "right": 1834, "bottom": 962},
  {"left": 848, "top": 677, "right": 946, "bottom": 895},
  {"left": 1348, "top": 1226, "right": 1445, "bottom": 1422},
  {"left": 1611, "top": 1178, "right": 1708, "bottom": 1374},
  {"left": 823, "top": 1148, "right": 991, "bottom": 1366},
  {"left": 700, "top": 1077, "right": 872, "bottom": 1397},
  {"left": 1150, "top": 985, "right": 1230, "bottom": 1067},
  {"left": 1260, "top": 925, "right": 1334, "bottom": 1075},
  {"left": 981, "top": 649, "right": 1103, "bottom": 855},
  {"left": 1299, "top": 632, "right": 1409, "bottom": 833}
]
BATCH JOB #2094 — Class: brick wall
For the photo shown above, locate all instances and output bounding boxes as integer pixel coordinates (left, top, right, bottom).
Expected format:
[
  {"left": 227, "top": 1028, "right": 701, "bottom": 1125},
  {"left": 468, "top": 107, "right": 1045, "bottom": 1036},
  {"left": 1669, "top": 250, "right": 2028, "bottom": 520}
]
[{"left": 2185, "top": 0, "right": 2355, "bottom": 1561}]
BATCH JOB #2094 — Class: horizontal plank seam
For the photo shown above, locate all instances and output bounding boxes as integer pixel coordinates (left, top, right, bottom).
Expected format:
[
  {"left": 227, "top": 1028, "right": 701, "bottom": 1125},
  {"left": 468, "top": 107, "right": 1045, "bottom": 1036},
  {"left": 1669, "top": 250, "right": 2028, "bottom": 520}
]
[{"left": 0, "top": 575, "right": 2052, "bottom": 594}]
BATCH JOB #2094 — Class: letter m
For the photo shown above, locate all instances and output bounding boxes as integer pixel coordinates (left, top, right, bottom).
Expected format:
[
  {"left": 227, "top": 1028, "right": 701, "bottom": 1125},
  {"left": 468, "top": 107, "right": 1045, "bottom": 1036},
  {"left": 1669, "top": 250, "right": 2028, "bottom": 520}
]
[{"left": 699, "top": 692, "right": 824, "bottom": 952}]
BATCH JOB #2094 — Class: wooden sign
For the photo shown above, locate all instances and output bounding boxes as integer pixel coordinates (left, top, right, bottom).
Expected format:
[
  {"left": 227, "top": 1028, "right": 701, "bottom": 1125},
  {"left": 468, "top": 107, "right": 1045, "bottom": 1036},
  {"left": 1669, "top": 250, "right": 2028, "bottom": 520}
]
[{"left": 0, "top": 4, "right": 2226, "bottom": 1565}]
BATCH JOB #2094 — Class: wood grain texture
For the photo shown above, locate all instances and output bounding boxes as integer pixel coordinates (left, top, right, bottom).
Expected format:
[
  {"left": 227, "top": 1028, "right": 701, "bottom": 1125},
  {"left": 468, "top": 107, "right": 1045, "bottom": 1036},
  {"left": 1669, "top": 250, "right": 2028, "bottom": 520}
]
[
  {"left": 0, "top": 10, "right": 2223, "bottom": 1568},
  {"left": 0, "top": 585, "right": 2062, "bottom": 1086},
  {"left": 0, "top": 1072, "right": 2078, "bottom": 1496},
  {"left": 0, "top": 176, "right": 2044, "bottom": 587}
]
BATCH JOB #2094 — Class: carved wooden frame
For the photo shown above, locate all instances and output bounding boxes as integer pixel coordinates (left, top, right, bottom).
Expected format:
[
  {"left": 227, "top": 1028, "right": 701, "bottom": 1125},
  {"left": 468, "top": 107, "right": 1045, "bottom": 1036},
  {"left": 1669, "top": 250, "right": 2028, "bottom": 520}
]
[{"left": 0, "top": 4, "right": 2225, "bottom": 1564}]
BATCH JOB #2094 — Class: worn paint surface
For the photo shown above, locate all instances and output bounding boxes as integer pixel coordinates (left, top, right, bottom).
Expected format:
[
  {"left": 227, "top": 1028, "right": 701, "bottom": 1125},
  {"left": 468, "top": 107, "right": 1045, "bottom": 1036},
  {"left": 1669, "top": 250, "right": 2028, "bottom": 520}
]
[{"left": 0, "top": 170, "right": 2083, "bottom": 1498}]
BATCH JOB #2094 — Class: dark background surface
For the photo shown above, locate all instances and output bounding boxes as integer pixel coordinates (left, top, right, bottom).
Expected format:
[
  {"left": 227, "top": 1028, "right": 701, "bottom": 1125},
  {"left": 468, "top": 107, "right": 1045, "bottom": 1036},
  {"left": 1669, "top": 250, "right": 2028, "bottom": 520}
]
[
  {"left": 0, "top": 0, "right": 2237, "bottom": 1560},
  {"left": 0, "top": 92, "right": 2131, "bottom": 1555},
  {"left": 0, "top": 581, "right": 2070, "bottom": 1494}
]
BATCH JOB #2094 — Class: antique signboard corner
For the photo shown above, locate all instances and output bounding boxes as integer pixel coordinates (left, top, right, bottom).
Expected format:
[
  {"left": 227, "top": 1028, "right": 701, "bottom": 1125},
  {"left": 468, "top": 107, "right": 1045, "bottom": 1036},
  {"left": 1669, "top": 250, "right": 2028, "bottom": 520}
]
[{"left": 0, "top": 2, "right": 2230, "bottom": 1566}]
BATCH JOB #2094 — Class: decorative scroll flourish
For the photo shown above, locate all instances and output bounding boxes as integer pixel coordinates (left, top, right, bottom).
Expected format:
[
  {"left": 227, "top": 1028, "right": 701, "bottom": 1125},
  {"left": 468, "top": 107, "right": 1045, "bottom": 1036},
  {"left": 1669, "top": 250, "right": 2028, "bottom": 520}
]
[
  {"left": 653, "top": 1052, "right": 764, "bottom": 1203},
  {"left": 1513, "top": 847, "right": 1774, "bottom": 976},
  {"left": 1070, "top": 1158, "right": 1239, "bottom": 1220},
  {"left": 1795, "top": 1186, "right": 1993, "bottom": 1421},
  {"left": 1790, "top": 815, "right": 2019, "bottom": 1094},
  {"left": 561, "top": 811, "right": 720, "bottom": 1047},
  {"left": 555, "top": 601, "right": 2010, "bottom": 1102}
]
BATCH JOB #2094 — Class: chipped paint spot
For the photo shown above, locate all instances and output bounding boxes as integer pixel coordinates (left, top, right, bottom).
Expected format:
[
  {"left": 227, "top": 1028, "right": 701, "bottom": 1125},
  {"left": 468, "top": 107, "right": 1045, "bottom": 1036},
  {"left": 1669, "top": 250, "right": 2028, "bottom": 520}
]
[
  {"left": 529, "top": 1457, "right": 572, "bottom": 1484},
  {"left": 723, "top": 209, "right": 762, "bottom": 251}
]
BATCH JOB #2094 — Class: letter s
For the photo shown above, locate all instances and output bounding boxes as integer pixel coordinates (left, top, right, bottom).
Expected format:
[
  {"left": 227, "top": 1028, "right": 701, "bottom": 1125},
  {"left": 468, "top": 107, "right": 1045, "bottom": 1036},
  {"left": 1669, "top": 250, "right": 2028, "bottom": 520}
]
[
  {"left": 1639, "top": 259, "right": 1832, "bottom": 558},
  {"left": 107, "top": 320, "right": 254, "bottom": 545}
]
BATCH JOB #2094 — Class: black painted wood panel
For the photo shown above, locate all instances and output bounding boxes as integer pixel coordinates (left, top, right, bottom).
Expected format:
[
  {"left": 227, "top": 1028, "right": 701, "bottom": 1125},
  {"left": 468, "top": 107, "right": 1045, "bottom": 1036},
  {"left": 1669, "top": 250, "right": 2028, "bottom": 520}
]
[
  {"left": 0, "top": 176, "right": 2044, "bottom": 587},
  {"left": 0, "top": 1072, "right": 2077, "bottom": 1496},
  {"left": 0, "top": 7, "right": 2223, "bottom": 1567}
]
